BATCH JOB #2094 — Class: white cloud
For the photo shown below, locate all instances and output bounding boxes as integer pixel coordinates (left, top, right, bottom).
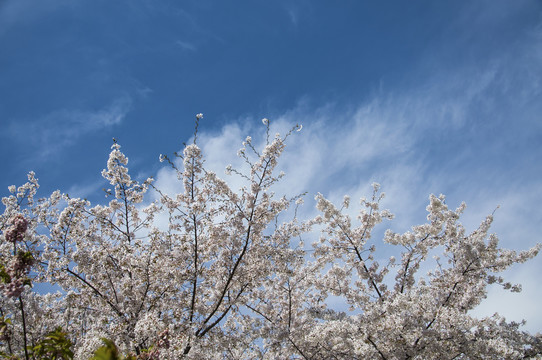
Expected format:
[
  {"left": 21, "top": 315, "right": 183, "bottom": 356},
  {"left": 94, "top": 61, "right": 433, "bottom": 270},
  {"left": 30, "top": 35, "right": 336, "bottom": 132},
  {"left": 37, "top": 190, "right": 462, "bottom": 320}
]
[
  {"left": 148, "top": 5, "right": 542, "bottom": 333},
  {"left": 66, "top": 179, "right": 109, "bottom": 200},
  {"left": 152, "top": 63, "right": 541, "bottom": 335}
]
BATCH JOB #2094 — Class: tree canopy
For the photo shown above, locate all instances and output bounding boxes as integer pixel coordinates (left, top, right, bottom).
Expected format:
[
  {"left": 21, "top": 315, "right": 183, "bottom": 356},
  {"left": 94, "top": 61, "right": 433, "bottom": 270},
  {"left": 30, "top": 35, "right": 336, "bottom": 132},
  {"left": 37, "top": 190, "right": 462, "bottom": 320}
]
[{"left": 1, "top": 118, "right": 540, "bottom": 359}]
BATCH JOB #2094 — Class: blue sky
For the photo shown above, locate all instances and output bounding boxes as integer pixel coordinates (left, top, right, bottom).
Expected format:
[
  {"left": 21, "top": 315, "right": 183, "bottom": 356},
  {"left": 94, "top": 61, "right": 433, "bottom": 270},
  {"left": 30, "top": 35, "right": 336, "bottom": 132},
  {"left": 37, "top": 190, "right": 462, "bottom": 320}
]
[{"left": 1, "top": 1, "right": 541, "bottom": 331}]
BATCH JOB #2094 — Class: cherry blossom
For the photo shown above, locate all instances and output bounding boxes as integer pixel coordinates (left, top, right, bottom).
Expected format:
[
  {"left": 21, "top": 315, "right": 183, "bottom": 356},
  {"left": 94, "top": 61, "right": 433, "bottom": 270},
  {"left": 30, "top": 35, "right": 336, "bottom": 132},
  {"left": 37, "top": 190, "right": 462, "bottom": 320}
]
[{"left": 0, "top": 119, "right": 540, "bottom": 359}]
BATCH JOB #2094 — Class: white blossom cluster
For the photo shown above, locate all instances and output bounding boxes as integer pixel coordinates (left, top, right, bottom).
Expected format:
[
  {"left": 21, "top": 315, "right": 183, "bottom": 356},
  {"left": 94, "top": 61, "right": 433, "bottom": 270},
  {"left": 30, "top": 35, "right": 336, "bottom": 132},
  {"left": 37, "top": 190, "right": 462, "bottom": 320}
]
[{"left": 0, "top": 121, "right": 541, "bottom": 359}]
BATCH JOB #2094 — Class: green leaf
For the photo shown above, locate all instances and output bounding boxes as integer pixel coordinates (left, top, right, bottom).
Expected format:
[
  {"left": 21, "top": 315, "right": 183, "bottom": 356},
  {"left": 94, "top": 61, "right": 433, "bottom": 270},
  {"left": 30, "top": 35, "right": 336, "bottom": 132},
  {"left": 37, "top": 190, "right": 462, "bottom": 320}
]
[
  {"left": 28, "top": 327, "right": 74, "bottom": 360},
  {"left": 90, "top": 339, "right": 120, "bottom": 360},
  {"left": 0, "top": 263, "right": 11, "bottom": 284}
]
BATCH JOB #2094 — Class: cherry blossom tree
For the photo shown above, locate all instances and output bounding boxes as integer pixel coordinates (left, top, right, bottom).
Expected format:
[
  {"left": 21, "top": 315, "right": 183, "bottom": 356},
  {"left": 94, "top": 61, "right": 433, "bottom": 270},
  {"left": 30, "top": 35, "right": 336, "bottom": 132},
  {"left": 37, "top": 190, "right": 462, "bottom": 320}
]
[{"left": 1, "top": 116, "right": 541, "bottom": 359}]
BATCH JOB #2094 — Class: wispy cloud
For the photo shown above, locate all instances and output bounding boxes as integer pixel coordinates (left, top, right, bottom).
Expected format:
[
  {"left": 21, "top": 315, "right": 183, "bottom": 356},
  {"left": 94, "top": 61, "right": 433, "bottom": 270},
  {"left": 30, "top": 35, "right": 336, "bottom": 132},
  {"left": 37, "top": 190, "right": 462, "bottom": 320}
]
[
  {"left": 66, "top": 179, "right": 108, "bottom": 200},
  {"left": 0, "top": 0, "right": 74, "bottom": 36},
  {"left": 176, "top": 40, "right": 197, "bottom": 52},
  {"left": 8, "top": 95, "right": 132, "bottom": 158},
  {"left": 284, "top": 2, "right": 312, "bottom": 28},
  {"left": 286, "top": 8, "right": 298, "bottom": 27},
  {"left": 151, "top": 13, "right": 542, "bottom": 330},
  {"left": 152, "top": 94, "right": 541, "bottom": 332}
]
